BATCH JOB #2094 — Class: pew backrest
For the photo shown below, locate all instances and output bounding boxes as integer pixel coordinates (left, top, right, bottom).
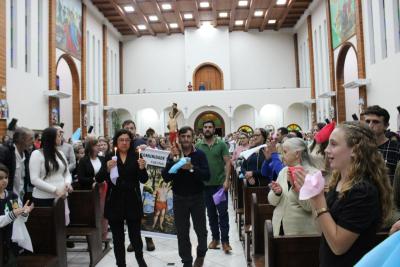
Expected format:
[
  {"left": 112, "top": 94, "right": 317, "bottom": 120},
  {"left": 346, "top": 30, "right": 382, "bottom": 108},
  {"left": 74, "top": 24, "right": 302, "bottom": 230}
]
[
  {"left": 243, "top": 181, "right": 269, "bottom": 225},
  {"left": 251, "top": 193, "right": 274, "bottom": 255},
  {"left": 25, "top": 198, "right": 67, "bottom": 267},
  {"left": 68, "top": 183, "right": 100, "bottom": 228},
  {"left": 265, "top": 220, "right": 320, "bottom": 267}
]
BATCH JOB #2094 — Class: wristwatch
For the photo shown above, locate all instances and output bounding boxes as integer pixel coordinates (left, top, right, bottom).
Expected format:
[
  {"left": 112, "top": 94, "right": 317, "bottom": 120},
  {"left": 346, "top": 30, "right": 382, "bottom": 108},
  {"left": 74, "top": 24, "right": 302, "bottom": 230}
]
[{"left": 314, "top": 207, "right": 329, "bottom": 218}]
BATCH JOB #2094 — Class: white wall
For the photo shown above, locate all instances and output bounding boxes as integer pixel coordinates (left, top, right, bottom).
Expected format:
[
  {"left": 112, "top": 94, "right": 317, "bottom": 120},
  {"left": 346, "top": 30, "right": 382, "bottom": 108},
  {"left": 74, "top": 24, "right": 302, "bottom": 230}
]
[
  {"left": 286, "top": 103, "right": 310, "bottom": 131},
  {"left": 343, "top": 47, "right": 359, "bottom": 121},
  {"left": 86, "top": 9, "right": 104, "bottom": 136},
  {"left": 230, "top": 30, "right": 296, "bottom": 89},
  {"left": 107, "top": 31, "right": 120, "bottom": 95},
  {"left": 6, "top": 0, "right": 49, "bottom": 131},
  {"left": 123, "top": 27, "right": 297, "bottom": 92},
  {"left": 123, "top": 34, "right": 186, "bottom": 93},
  {"left": 186, "top": 26, "right": 231, "bottom": 90},
  {"left": 109, "top": 88, "right": 311, "bottom": 135},
  {"left": 310, "top": 0, "right": 331, "bottom": 122},
  {"left": 56, "top": 55, "right": 73, "bottom": 137},
  {"left": 363, "top": 0, "right": 400, "bottom": 128},
  {"left": 233, "top": 105, "right": 256, "bottom": 131}
]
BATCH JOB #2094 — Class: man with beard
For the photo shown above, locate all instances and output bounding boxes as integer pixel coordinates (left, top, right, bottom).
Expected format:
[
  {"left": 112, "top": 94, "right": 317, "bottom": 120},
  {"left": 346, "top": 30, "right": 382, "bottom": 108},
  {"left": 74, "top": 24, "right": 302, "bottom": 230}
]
[
  {"left": 196, "top": 120, "right": 232, "bottom": 253},
  {"left": 162, "top": 126, "right": 210, "bottom": 267}
]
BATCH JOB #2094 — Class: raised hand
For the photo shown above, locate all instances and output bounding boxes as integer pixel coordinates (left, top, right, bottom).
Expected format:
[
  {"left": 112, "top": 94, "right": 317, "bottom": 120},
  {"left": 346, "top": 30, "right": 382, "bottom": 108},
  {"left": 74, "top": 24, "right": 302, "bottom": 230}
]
[
  {"left": 270, "top": 181, "right": 282, "bottom": 195},
  {"left": 138, "top": 158, "right": 146, "bottom": 170}
]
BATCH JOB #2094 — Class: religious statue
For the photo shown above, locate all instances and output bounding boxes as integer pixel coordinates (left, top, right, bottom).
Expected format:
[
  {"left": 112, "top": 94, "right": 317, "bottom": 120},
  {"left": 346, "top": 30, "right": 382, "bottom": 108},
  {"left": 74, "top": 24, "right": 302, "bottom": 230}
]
[{"left": 167, "top": 103, "right": 180, "bottom": 145}]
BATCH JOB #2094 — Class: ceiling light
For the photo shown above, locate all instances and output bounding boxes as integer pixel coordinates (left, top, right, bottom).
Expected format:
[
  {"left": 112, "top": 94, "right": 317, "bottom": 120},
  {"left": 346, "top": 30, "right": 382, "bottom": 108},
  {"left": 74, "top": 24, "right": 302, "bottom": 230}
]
[
  {"left": 123, "top": 5, "right": 134, "bottom": 13},
  {"left": 238, "top": 0, "right": 248, "bottom": 7},
  {"left": 161, "top": 3, "right": 172, "bottom": 10},
  {"left": 183, "top": 13, "right": 193, "bottom": 20},
  {"left": 219, "top": 12, "right": 229, "bottom": 18},
  {"left": 138, "top": 24, "right": 147, "bottom": 30},
  {"left": 254, "top": 10, "right": 263, "bottom": 17},
  {"left": 235, "top": 20, "right": 244, "bottom": 26},
  {"left": 169, "top": 23, "right": 178, "bottom": 28},
  {"left": 149, "top": 15, "right": 158, "bottom": 22},
  {"left": 199, "top": 2, "right": 210, "bottom": 8},
  {"left": 276, "top": 0, "right": 287, "bottom": 5},
  {"left": 268, "top": 19, "right": 277, "bottom": 24}
]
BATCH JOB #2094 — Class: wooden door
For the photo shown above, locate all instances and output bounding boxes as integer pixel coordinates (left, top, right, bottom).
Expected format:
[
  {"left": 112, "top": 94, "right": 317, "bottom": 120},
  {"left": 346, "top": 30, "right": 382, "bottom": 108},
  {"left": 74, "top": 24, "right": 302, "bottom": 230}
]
[{"left": 194, "top": 65, "right": 223, "bottom": 90}]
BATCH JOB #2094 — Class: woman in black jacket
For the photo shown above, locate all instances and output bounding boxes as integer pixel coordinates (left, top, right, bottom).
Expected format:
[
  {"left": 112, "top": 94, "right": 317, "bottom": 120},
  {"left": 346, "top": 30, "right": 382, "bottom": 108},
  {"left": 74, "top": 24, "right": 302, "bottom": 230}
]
[
  {"left": 77, "top": 138, "right": 109, "bottom": 240},
  {"left": 77, "top": 138, "right": 107, "bottom": 189},
  {"left": 99, "top": 129, "right": 148, "bottom": 267}
]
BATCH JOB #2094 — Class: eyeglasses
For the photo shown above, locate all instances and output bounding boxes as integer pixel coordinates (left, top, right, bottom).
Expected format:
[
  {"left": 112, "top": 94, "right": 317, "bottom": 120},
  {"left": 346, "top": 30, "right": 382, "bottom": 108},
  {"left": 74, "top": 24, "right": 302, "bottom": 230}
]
[{"left": 117, "top": 138, "right": 131, "bottom": 143}]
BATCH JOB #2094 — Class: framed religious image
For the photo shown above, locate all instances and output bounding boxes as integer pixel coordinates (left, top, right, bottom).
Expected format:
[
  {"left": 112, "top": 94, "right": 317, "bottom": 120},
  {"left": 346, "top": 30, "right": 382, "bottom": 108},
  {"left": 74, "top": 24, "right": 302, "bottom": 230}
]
[
  {"left": 329, "top": 0, "right": 356, "bottom": 49},
  {"left": 0, "top": 100, "right": 9, "bottom": 119},
  {"left": 56, "top": 0, "right": 82, "bottom": 59}
]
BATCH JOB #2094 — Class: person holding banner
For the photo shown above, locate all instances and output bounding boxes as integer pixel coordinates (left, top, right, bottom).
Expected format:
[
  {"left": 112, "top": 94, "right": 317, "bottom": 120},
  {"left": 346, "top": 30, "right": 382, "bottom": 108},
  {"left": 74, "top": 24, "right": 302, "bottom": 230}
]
[
  {"left": 162, "top": 126, "right": 210, "bottom": 267},
  {"left": 103, "top": 129, "right": 149, "bottom": 267}
]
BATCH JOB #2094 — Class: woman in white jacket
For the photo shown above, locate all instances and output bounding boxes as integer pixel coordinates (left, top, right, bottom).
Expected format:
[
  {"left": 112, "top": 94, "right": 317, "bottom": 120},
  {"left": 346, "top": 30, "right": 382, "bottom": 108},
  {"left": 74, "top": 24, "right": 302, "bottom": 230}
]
[
  {"left": 268, "top": 137, "right": 320, "bottom": 236},
  {"left": 30, "top": 127, "right": 72, "bottom": 207}
]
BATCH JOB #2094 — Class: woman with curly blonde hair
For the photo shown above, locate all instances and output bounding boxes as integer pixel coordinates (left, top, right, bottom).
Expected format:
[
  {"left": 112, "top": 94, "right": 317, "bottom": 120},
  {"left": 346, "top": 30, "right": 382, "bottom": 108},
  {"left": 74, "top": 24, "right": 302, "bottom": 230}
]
[{"left": 296, "top": 121, "right": 393, "bottom": 267}]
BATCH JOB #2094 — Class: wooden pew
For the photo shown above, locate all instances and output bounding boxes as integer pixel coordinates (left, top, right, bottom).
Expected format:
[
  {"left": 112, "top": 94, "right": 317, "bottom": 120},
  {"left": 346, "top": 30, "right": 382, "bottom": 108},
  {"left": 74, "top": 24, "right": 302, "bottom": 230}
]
[
  {"left": 250, "top": 194, "right": 274, "bottom": 267},
  {"left": 242, "top": 182, "right": 269, "bottom": 261},
  {"left": 17, "top": 198, "right": 67, "bottom": 267},
  {"left": 67, "top": 183, "right": 110, "bottom": 267},
  {"left": 235, "top": 175, "right": 244, "bottom": 236},
  {"left": 264, "top": 220, "right": 320, "bottom": 267}
]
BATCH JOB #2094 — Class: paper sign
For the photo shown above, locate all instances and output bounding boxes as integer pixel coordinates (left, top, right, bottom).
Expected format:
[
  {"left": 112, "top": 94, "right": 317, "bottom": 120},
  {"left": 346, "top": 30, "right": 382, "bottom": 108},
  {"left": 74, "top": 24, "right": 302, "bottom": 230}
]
[{"left": 141, "top": 148, "right": 171, "bottom": 168}]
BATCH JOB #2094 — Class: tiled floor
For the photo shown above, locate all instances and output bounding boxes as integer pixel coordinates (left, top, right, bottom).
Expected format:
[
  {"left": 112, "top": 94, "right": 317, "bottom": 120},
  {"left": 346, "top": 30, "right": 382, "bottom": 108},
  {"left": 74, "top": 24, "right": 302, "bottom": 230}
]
[{"left": 67, "top": 197, "right": 247, "bottom": 267}]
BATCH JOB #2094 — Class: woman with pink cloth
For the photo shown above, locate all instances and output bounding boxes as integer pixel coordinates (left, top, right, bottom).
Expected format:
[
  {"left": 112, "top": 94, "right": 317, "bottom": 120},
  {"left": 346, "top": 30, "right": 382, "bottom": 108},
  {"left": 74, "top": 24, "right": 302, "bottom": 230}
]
[{"left": 268, "top": 137, "right": 320, "bottom": 236}]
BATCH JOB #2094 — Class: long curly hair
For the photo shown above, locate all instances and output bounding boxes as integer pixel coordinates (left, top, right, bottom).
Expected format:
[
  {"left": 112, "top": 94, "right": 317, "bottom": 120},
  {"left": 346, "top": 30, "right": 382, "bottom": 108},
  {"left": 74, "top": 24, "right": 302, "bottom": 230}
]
[{"left": 328, "top": 121, "right": 393, "bottom": 224}]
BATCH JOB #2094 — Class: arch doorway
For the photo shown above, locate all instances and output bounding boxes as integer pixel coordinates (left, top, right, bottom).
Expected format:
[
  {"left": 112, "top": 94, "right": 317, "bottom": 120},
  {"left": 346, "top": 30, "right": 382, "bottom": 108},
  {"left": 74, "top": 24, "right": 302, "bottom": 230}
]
[
  {"left": 336, "top": 43, "right": 359, "bottom": 122},
  {"left": 55, "top": 54, "right": 80, "bottom": 137},
  {"left": 193, "top": 63, "right": 223, "bottom": 90},
  {"left": 194, "top": 111, "right": 225, "bottom": 136}
]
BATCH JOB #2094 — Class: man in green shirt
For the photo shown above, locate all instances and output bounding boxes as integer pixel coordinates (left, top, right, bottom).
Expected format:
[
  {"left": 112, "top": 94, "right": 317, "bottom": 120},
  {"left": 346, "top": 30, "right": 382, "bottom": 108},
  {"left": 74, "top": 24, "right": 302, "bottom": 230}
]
[{"left": 196, "top": 120, "right": 232, "bottom": 253}]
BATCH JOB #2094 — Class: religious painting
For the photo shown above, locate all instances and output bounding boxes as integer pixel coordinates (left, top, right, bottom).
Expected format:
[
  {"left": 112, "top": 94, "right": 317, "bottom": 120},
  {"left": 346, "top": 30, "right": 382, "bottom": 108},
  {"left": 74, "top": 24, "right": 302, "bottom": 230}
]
[
  {"left": 329, "top": 0, "right": 356, "bottom": 49},
  {"left": 0, "top": 100, "right": 9, "bottom": 119},
  {"left": 56, "top": 0, "right": 82, "bottom": 59},
  {"left": 141, "top": 166, "right": 177, "bottom": 238}
]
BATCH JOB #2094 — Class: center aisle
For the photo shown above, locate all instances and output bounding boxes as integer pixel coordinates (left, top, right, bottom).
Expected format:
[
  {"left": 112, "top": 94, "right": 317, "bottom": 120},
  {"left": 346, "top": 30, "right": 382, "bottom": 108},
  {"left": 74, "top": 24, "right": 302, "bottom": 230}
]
[{"left": 67, "top": 196, "right": 247, "bottom": 267}]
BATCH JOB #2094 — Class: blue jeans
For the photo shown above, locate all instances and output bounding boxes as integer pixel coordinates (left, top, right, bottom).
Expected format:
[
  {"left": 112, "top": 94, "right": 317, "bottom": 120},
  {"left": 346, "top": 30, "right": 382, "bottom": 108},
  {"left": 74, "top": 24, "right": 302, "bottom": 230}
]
[{"left": 204, "top": 185, "right": 229, "bottom": 243}]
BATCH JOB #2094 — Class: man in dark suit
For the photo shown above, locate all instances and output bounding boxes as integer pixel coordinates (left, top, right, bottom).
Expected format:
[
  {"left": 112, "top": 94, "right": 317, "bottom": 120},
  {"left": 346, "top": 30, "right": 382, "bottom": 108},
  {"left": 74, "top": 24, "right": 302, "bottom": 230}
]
[{"left": 0, "top": 127, "right": 34, "bottom": 201}]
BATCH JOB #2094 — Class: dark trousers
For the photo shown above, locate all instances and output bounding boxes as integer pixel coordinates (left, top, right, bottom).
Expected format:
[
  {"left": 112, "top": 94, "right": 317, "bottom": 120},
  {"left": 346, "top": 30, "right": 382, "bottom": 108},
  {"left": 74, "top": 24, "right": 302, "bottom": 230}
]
[
  {"left": 204, "top": 185, "right": 229, "bottom": 243},
  {"left": 32, "top": 197, "right": 55, "bottom": 207},
  {"left": 109, "top": 219, "right": 143, "bottom": 267},
  {"left": 173, "top": 192, "right": 208, "bottom": 265}
]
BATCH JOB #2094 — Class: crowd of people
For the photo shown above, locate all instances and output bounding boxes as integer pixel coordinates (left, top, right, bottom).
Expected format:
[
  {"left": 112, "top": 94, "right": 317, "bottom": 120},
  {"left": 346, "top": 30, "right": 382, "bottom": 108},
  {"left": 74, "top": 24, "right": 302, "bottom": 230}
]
[{"left": 0, "top": 104, "right": 399, "bottom": 267}]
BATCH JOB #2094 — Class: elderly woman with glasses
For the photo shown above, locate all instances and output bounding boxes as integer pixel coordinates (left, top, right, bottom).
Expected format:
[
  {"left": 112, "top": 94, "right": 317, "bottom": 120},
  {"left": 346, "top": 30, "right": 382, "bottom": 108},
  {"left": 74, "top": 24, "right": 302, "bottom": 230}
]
[{"left": 98, "top": 129, "right": 149, "bottom": 267}]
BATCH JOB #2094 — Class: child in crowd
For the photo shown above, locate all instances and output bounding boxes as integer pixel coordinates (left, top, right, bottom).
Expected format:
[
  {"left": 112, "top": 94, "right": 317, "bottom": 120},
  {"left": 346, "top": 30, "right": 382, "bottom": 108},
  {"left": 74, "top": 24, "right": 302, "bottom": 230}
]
[{"left": 0, "top": 163, "right": 34, "bottom": 266}]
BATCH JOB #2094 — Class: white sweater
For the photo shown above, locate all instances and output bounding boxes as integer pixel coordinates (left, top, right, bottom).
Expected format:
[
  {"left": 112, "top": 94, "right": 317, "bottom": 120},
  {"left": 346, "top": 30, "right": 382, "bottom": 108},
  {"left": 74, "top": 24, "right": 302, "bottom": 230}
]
[{"left": 29, "top": 150, "right": 72, "bottom": 199}]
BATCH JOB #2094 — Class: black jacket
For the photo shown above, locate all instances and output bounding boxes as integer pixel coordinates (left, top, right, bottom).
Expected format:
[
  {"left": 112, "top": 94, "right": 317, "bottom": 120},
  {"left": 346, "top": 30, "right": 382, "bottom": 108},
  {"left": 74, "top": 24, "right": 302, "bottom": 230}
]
[
  {"left": 77, "top": 156, "right": 107, "bottom": 189},
  {"left": 0, "top": 144, "right": 31, "bottom": 192},
  {"left": 97, "top": 150, "right": 148, "bottom": 221},
  {"left": 162, "top": 149, "right": 210, "bottom": 196}
]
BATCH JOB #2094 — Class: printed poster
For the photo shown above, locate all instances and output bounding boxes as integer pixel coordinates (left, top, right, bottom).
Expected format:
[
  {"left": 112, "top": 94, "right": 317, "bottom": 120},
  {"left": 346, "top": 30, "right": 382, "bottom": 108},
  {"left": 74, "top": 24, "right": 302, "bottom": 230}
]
[{"left": 329, "top": 0, "right": 356, "bottom": 49}]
